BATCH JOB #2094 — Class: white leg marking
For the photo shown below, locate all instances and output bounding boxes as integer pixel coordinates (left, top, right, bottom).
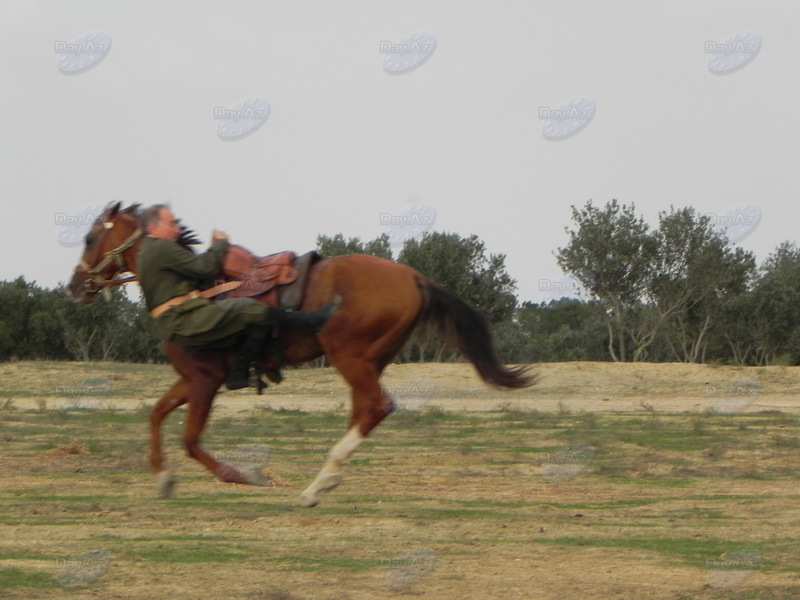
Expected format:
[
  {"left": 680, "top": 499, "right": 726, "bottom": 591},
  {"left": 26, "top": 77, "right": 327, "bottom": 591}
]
[
  {"left": 157, "top": 470, "right": 177, "bottom": 499},
  {"left": 327, "top": 426, "right": 364, "bottom": 464},
  {"left": 299, "top": 426, "right": 363, "bottom": 507}
]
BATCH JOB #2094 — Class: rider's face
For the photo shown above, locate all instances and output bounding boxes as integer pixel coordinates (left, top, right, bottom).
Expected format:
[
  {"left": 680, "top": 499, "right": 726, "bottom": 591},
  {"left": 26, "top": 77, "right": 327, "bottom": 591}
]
[{"left": 149, "top": 208, "right": 180, "bottom": 241}]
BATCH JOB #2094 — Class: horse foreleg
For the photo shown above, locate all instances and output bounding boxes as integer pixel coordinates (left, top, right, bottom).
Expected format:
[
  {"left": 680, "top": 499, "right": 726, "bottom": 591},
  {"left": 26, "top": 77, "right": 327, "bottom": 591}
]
[
  {"left": 149, "top": 378, "right": 189, "bottom": 498},
  {"left": 299, "top": 361, "right": 394, "bottom": 507},
  {"left": 182, "top": 377, "right": 269, "bottom": 487}
]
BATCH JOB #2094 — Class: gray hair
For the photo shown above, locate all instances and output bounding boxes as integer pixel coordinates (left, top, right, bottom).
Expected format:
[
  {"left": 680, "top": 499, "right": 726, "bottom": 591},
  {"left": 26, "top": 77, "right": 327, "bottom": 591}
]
[{"left": 141, "top": 203, "right": 171, "bottom": 231}]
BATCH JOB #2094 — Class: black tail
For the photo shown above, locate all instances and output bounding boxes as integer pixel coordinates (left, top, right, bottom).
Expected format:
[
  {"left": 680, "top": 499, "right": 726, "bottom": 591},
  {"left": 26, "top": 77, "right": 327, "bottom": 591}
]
[{"left": 420, "top": 281, "right": 536, "bottom": 389}]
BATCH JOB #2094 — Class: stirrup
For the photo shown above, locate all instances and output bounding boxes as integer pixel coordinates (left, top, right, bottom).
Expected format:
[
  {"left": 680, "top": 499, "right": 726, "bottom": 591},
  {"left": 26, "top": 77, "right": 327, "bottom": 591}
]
[
  {"left": 225, "top": 370, "right": 252, "bottom": 391},
  {"left": 226, "top": 372, "right": 268, "bottom": 391}
]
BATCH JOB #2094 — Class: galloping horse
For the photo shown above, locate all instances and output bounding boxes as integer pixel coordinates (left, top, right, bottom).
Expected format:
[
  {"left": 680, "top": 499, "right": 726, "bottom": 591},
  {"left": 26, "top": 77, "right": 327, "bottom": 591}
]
[{"left": 66, "top": 202, "right": 534, "bottom": 506}]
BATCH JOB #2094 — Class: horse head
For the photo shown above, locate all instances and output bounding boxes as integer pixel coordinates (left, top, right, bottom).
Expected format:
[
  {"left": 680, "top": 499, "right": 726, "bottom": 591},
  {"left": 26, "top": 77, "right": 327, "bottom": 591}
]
[{"left": 66, "top": 201, "right": 143, "bottom": 304}]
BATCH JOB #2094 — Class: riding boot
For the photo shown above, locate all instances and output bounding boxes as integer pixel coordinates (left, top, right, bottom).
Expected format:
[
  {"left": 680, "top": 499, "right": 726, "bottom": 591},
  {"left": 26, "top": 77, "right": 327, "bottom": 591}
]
[
  {"left": 225, "top": 335, "right": 265, "bottom": 391},
  {"left": 265, "top": 296, "right": 341, "bottom": 332}
]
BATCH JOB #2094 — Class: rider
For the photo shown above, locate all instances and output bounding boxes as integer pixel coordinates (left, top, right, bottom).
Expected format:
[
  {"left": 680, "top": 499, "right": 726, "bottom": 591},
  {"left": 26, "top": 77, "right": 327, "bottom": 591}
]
[{"left": 136, "top": 204, "right": 339, "bottom": 390}]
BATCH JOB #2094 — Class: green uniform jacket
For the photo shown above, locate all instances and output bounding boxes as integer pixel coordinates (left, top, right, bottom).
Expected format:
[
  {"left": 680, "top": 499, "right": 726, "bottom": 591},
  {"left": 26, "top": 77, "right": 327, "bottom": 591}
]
[{"left": 137, "top": 236, "right": 266, "bottom": 350}]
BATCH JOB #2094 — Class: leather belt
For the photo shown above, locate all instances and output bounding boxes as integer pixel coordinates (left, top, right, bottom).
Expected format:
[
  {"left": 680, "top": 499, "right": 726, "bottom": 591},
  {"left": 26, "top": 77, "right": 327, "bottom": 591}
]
[{"left": 150, "top": 280, "right": 244, "bottom": 319}]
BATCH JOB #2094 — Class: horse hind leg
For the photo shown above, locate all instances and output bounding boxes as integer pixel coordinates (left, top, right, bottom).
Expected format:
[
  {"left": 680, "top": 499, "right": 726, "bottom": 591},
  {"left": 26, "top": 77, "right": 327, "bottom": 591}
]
[
  {"left": 299, "top": 359, "right": 393, "bottom": 507},
  {"left": 299, "top": 425, "right": 364, "bottom": 507}
]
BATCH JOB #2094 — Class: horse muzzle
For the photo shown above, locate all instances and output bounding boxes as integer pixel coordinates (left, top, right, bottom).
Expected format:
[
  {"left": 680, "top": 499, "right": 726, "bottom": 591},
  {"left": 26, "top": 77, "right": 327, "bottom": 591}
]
[{"left": 65, "top": 274, "right": 101, "bottom": 304}]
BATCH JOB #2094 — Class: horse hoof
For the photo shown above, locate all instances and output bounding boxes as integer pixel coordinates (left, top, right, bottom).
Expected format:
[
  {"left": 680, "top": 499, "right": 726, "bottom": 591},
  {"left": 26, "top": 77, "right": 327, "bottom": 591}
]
[
  {"left": 157, "top": 471, "right": 177, "bottom": 499},
  {"left": 242, "top": 468, "right": 270, "bottom": 487},
  {"left": 298, "top": 474, "right": 342, "bottom": 507},
  {"left": 298, "top": 492, "right": 320, "bottom": 508}
]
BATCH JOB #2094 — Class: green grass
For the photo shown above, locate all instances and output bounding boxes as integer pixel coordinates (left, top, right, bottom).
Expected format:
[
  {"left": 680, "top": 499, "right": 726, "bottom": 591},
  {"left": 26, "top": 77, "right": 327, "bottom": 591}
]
[
  {"left": 0, "top": 550, "right": 54, "bottom": 561},
  {"left": 536, "top": 535, "right": 759, "bottom": 566},
  {"left": 263, "top": 554, "right": 377, "bottom": 572},
  {"left": 126, "top": 544, "right": 253, "bottom": 564},
  {"left": 0, "top": 568, "right": 58, "bottom": 590}
]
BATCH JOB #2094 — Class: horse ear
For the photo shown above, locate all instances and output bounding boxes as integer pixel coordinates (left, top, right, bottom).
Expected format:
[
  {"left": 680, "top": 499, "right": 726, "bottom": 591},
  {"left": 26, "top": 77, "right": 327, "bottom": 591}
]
[
  {"left": 123, "top": 203, "right": 141, "bottom": 215},
  {"left": 107, "top": 201, "right": 122, "bottom": 217}
]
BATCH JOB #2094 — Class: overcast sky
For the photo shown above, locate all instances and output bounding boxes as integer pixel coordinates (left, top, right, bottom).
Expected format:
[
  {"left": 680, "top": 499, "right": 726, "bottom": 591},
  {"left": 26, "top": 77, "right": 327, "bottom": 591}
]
[{"left": 1, "top": 0, "right": 797, "bottom": 304}]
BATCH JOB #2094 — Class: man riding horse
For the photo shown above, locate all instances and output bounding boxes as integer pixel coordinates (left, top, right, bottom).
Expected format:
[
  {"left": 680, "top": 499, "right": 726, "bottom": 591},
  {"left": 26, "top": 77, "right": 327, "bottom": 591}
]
[
  {"left": 137, "top": 204, "right": 339, "bottom": 390},
  {"left": 68, "top": 200, "right": 532, "bottom": 506}
]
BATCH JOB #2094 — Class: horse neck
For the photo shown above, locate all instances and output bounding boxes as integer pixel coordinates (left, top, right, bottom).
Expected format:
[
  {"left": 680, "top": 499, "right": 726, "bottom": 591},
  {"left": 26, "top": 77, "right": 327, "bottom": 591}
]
[
  {"left": 123, "top": 235, "right": 143, "bottom": 275},
  {"left": 115, "top": 216, "right": 144, "bottom": 276}
]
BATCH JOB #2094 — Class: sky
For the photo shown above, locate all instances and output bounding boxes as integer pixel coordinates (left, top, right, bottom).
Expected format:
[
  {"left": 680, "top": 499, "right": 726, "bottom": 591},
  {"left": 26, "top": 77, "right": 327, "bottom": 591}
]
[{"left": 1, "top": 0, "right": 798, "bottom": 305}]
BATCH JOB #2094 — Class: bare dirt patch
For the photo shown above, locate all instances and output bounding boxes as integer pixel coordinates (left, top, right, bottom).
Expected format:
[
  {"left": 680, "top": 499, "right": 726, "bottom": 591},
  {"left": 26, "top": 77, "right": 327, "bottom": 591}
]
[{"left": 3, "top": 360, "right": 799, "bottom": 414}]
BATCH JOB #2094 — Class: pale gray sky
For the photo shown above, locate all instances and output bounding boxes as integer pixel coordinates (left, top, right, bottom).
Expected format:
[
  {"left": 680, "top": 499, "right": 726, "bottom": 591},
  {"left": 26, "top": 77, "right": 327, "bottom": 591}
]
[{"left": 1, "top": 0, "right": 797, "bottom": 304}]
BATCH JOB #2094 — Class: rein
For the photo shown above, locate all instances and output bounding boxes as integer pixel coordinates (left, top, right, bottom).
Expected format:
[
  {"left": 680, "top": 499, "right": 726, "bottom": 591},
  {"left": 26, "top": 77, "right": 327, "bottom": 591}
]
[
  {"left": 77, "top": 225, "right": 143, "bottom": 293},
  {"left": 88, "top": 274, "right": 140, "bottom": 289}
]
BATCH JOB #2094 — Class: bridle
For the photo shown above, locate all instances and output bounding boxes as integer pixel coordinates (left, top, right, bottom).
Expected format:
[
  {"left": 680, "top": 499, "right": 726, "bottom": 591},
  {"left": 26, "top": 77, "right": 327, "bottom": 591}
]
[{"left": 76, "top": 221, "right": 143, "bottom": 294}]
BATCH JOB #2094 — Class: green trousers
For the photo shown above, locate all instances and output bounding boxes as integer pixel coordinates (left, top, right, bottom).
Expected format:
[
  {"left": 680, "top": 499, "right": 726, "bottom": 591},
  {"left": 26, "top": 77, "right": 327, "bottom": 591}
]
[{"left": 156, "top": 297, "right": 268, "bottom": 350}]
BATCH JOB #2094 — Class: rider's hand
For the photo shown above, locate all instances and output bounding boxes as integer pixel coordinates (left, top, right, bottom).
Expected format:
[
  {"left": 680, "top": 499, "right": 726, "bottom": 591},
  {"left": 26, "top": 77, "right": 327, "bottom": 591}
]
[{"left": 211, "top": 229, "right": 229, "bottom": 244}]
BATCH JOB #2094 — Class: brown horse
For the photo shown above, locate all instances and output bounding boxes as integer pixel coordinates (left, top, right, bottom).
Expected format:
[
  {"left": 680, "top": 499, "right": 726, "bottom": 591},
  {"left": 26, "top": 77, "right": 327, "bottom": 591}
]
[{"left": 66, "top": 202, "right": 534, "bottom": 506}]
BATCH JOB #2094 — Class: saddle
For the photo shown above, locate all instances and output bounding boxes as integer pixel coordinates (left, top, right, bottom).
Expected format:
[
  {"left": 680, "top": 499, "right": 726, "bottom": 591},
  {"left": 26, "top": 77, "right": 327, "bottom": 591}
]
[{"left": 220, "top": 245, "right": 320, "bottom": 309}]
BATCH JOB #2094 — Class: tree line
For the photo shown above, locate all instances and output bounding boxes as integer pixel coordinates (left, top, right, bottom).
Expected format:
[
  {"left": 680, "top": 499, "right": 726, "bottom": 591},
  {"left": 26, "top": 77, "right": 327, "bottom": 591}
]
[
  {"left": 3, "top": 200, "right": 799, "bottom": 365},
  {"left": 0, "top": 276, "right": 162, "bottom": 363},
  {"left": 554, "top": 200, "right": 800, "bottom": 365}
]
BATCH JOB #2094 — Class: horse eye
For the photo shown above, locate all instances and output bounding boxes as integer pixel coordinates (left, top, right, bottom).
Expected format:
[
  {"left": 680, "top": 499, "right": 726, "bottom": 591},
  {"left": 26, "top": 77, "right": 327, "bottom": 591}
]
[{"left": 85, "top": 233, "right": 95, "bottom": 246}]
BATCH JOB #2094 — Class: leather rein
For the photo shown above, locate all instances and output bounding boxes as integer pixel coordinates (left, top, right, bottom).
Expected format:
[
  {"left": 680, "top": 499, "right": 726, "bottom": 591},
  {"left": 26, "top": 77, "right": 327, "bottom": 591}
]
[{"left": 76, "top": 222, "right": 142, "bottom": 293}]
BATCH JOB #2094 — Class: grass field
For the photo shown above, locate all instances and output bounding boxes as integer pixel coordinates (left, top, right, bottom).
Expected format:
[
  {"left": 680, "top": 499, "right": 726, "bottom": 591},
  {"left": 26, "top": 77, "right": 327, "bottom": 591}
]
[{"left": 1, "top": 361, "right": 799, "bottom": 599}]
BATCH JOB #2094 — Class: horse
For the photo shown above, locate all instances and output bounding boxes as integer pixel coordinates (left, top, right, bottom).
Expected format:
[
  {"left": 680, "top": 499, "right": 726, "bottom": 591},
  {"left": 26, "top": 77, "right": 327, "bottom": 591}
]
[{"left": 66, "top": 201, "right": 535, "bottom": 506}]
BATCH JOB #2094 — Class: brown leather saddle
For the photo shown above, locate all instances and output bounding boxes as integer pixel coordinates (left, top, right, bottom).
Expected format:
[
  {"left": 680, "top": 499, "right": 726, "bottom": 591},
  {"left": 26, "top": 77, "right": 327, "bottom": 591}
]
[{"left": 220, "top": 245, "right": 320, "bottom": 309}]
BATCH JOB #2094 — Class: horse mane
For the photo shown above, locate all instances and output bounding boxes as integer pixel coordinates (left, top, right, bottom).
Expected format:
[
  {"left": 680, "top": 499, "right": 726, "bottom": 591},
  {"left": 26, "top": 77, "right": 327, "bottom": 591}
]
[{"left": 176, "top": 225, "right": 201, "bottom": 250}]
